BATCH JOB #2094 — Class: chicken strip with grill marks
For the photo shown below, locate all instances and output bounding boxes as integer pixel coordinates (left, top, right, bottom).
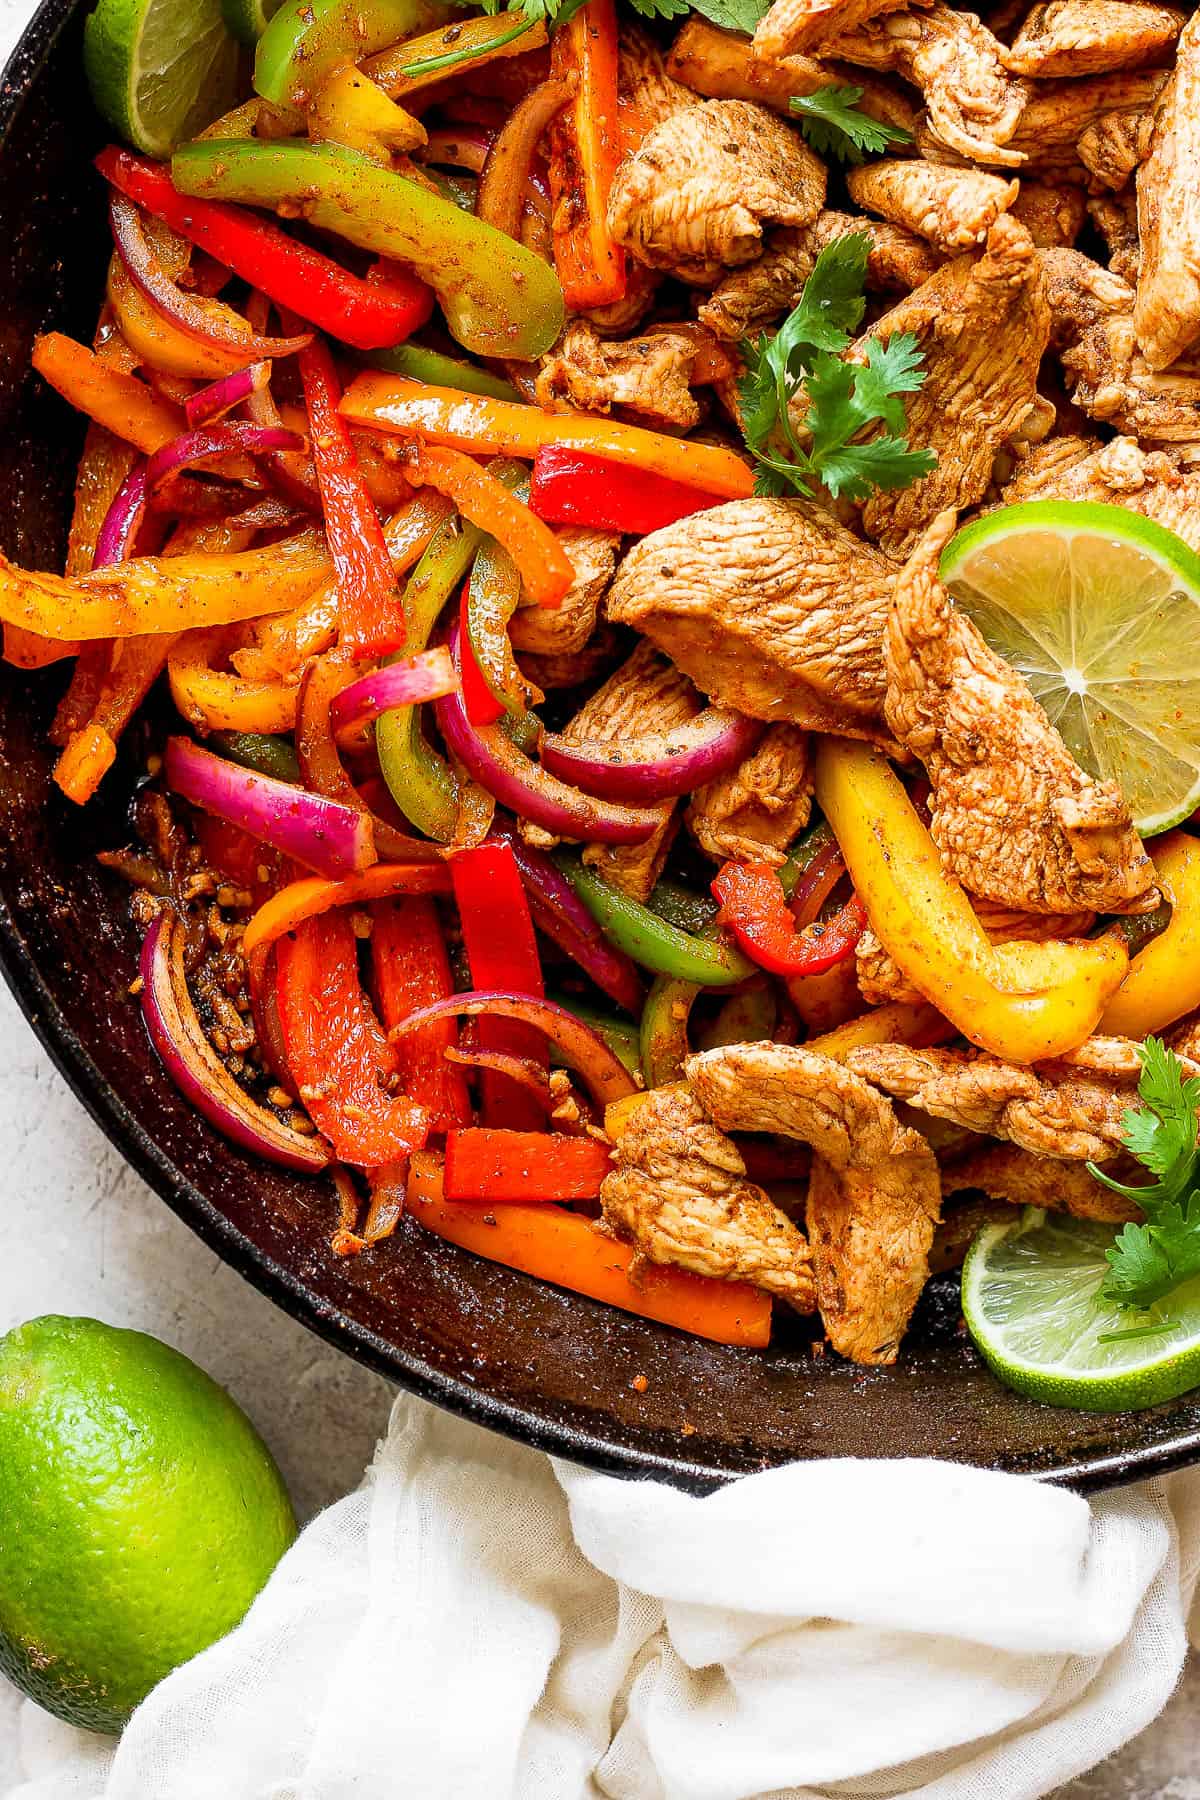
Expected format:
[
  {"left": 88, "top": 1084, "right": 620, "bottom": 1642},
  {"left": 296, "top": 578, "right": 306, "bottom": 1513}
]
[
  {"left": 606, "top": 498, "right": 897, "bottom": 737},
  {"left": 600, "top": 1082, "right": 816, "bottom": 1303},
  {"left": 941, "top": 1144, "right": 1141, "bottom": 1223},
  {"left": 847, "top": 160, "right": 1018, "bottom": 253},
  {"left": 885, "top": 511, "right": 1156, "bottom": 914},
  {"left": 607, "top": 99, "right": 826, "bottom": 284},
  {"left": 1004, "top": 2, "right": 1184, "bottom": 79},
  {"left": 1135, "top": 12, "right": 1200, "bottom": 370},
  {"left": 1078, "top": 109, "right": 1156, "bottom": 192},
  {"left": 687, "top": 725, "right": 812, "bottom": 866},
  {"left": 685, "top": 1041, "right": 940, "bottom": 1365},
  {"left": 752, "top": 0, "right": 915, "bottom": 61},
  {"left": 536, "top": 321, "right": 700, "bottom": 431}
]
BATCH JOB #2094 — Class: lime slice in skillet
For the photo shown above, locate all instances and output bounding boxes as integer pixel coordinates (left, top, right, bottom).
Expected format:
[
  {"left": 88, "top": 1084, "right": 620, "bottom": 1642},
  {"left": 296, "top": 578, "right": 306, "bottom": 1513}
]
[
  {"left": 962, "top": 1208, "right": 1200, "bottom": 1411},
  {"left": 221, "top": 0, "right": 282, "bottom": 46},
  {"left": 940, "top": 500, "right": 1200, "bottom": 837},
  {"left": 84, "top": 0, "right": 239, "bottom": 159}
]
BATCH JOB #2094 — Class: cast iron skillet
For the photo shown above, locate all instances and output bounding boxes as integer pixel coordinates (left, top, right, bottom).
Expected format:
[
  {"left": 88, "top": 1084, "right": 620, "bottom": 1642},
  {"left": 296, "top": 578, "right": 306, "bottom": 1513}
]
[{"left": 2, "top": 0, "right": 1198, "bottom": 1493}]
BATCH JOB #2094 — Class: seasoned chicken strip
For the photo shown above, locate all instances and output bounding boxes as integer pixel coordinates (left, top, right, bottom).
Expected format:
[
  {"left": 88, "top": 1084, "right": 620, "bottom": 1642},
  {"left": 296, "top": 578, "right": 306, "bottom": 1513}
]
[
  {"left": 994, "top": 431, "right": 1200, "bottom": 552},
  {"left": 686, "top": 1042, "right": 940, "bottom": 1365},
  {"left": 998, "top": 432, "right": 1102, "bottom": 502},
  {"left": 1077, "top": 107, "right": 1156, "bottom": 192},
  {"left": 942, "top": 1144, "right": 1141, "bottom": 1223},
  {"left": 885, "top": 512, "right": 1156, "bottom": 914},
  {"left": 607, "top": 498, "right": 897, "bottom": 735},
  {"left": 1087, "top": 192, "right": 1140, "bottom": 283},
  {"left": 1135, "top": 12, "right": 1200, "bottom": 370},
  {"left": 536, "top": 322, "right": 700, "bottom": 430},
  {"left": 600, "top": 1083, "right": 816, "bottom": 1303},
  {"left": 857, "top": 216, "right": 1050, "bottom": 558},
  {"left": 1010, "top": 180, "right": 1086, "bottom": 249},
  {"left": 618, "top": 22, "right": 697, "bottom": 133},
  {"left": 1004, "top": 2, "right": 1183, "bottom": 79},
  {"left": 687, "top": 725, "right": 811, "bottom": 865},
  {"left": 752, "top": 0, "right": 914, "bottom": 60},
  {"left": 510, "top": 528, "right": 617, "bottom": 658},
  {"left": 1004, "top": 69, "right": 1165, "bottom": 174},
  {"left": 847, "top": 160, "right": 1018, "bottom": 252},
  {"left": 607, "top": 99, "right": 826, "bottom": 283}
]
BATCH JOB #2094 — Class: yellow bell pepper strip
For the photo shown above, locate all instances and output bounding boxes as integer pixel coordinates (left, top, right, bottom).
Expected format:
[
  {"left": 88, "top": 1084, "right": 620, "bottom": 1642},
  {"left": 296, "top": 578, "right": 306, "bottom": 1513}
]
[
  {"left": 309, "top": 62, "right": 428, "bottom": 162},
  {"left": 243, "top": 862, "right": 453, "bottom": 955},
  {"left": 340, "top": 375, "right": 757, "bottom": 498},
  {"left": 1102, "top": 831, "right": 1200, "bottom": 1038},
  {"left": 364, "top": 13, "right": 547, "bottom": 99},
  {"left": 0, "top": 529, "right": 331, "bottom": 644},
  {"left": 168, "top": 628, "right": 300, "bottom": 734},
  {"left": 254, "top": 0, "right": 446, "bottom": 107},
  {"left": 171, "top": 139, "right": 565, "bottom": 362},
  {"left": 812, "top": 739, "right": 1128, "bottom": 1063},
  {"left": 405, "top": 444, "right": 574, "bottom": 610},
  {"left": 107, "top": 257, "right": 252, "bottom": 381},
  {"left": 804, "top": 1001, "right": 955, "bottom": 1062},
  {"left": 548, "top": 0, "right": 626, "bottom": 311},
  {"left": 32, "top": 333, "right": 182, "bottom": 454}
]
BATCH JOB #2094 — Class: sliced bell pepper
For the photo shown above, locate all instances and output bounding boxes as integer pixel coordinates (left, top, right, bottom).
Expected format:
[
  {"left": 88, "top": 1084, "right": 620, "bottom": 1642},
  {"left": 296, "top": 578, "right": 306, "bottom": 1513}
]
[
  {"left": 804, "top": 1000, "right": 955, "bottom": 1063},
  {"left": 371, "top": 895, "right": 471, "bottom": 1130},
  {"left": 557, "top": 854, "right": 755, "bottom": 986},
  {"left": 171, "top": 139, "right": 565, "bottom": 362},
  {"left": 32, "top": 332, "right": 182, "bottom": 454},
  {"left": 168, "top": 628, "right": 300, "bottom": 735},
  {"left": 54, "top": 633, "right": 177, "bottom": 804},
  {"left": 96, "top": 147, "right": 433, "bottom": 352},
  {"left": 452, "top": 839, "right": 547, "bottom": 1130},
  {"left": 308, "top": 62, "right": 428, "bottom": 162},
  {"left": 695, "top": 983, "right": 778, "bottom": 1053},
  {"left": 443, "top": 1128, "right": 612, "bottom": 1201},
  {"left": 243, "top": 862, "right": 452, "bottom": 954},
  {"left": 529, "top": 445, "right": 725, "bottom": 535},
  {"left": 639, "top": 972, "right": 700, "bottom": 1090},
  {"left": 459, "top": 587, "right": 505, "bottom": 727},
  {"left": 254, "top": 0, "right": 446, "bottom": 108},
  {"left": 548, "top": 0, "right": 626, "bottom": 310},
  {"left": 106, "top": 257, "right": 250, "bottom": 381},
  {"left": 365, "top": 10, "right": 546, "bottom": 91},
  {"left": 340, "top": 375, "right": 756, "bottom": 498},
  {"left": 463, "top": 536, "right": 537, "bottom": 724},
  {"left": 406, "top": 445, "right": 573, "bottom": 610},
  {"left": 407, "top": 1152, "right": 772, "bottom": 1347},
  {"left": 366, "top": 341, "right": 521, "bottom": 403},
  {"left": 1101, "top": 831, "right": 1200, "bottom": 1038},
  {"left": 274, "top": 908, "right": 429, "bottom": 1166},
  {"left": 712, "top": 860, "right": 867, "bottom": 978},
  {"left": 210, "top": 731, "right": 302, "bottom": 783}
]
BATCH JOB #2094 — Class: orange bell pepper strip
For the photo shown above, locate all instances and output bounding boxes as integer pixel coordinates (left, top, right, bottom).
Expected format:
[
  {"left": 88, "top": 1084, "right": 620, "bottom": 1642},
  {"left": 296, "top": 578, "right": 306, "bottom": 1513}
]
[
  {"left": 275, "top": 910, "right": 429, "bottom": 1168},
  {"left": 243, "top": 862, "right": 453, "bottom": 955},
  {"left": 339, "top": 374, "right": 756, "bottom": 499},
  {"left": 370, "top": 896, "right": 472, "bottom": 1131},
  {"left": 32, "top": 332, "right": 183, "bottom": 453},
  {"left": 407, "top": 1152, "right": 772, "bottom": 1347},
  {"left": 406, "top": 444, "right": 574, "bottom": 609},
  {"left": 52, "top": 723, "right": 117, "bottom": 804},
  {"left": 364, "top": 13, "right": 548, "bottom": 101},
  {"left": 54, "top": 633, "right": 178, "bottom": 804},
  {"left": 548, "top": 0, "right": 626, "bottom": 310},
  {"left": 1102, "top": 830, "right": 1200, "bottom": 1038},
  {"left": 443, "top": 1127, "right": 613, "bottom": 1201}
]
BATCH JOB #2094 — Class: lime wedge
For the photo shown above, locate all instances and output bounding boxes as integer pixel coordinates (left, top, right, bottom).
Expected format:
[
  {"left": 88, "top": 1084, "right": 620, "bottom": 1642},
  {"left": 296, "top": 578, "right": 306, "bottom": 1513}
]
[
  {"left": 941, "top": 500, "right": 1200, "bottom": 837},
  {"left": 84, "top": 0, "right": 240, "bottom": 159},
  {"left": 962, "top": 1208, "right": 1200, "bottom": 1411},
  {"left": 222, "top": 0, "right": 282, "bottom": 45}
]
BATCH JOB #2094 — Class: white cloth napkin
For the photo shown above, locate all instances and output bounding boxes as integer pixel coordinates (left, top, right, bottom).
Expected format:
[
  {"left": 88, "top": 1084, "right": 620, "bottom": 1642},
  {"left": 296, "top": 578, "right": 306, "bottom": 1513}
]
[{"left": 11, "top": 1396, "right": 1200, "bottom": 1800}]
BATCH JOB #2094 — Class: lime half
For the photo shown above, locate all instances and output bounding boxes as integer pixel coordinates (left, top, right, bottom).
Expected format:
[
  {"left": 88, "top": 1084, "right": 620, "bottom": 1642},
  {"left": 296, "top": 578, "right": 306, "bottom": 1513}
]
[
  {"left": 221, "top": 0, "right": 282, "bottom": 47},
  {"left": 962, "top": 1209, "right": 1200, "bottom": 1411},
  {"left": 941, "top": 500, "right": 1200, "bottom": 836},
  {"left": 84, "top": 0, "right": 240, "bottom": 159}
]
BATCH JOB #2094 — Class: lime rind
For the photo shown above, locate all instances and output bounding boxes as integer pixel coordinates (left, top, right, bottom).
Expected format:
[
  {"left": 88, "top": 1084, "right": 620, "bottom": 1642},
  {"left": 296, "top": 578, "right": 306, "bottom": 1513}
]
[
  {"left": 84, "top": 0, "right": 239, "bottom": 158},
  {"left": 222, "top": 0, "right": 281, "bottom": 45}
]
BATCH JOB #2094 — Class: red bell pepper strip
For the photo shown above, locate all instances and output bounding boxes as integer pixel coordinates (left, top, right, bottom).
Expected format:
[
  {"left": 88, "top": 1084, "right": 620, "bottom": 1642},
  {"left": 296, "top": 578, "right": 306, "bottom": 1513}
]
[
  {"left": 529, "top": 445, "right": 725, "bottom": 535},
  {"left": 458, "top": 587, "right": 506, "bottom": 727},
  {"left": 712, "top": 861, "right": 868, "bottom": 979},
  {"left": 95, "top": 147, "right": 433, "bottom": 352},
  {"left": 370, "top": 896, "right": 471, "bottom": 1131},
  {"left": 451, "top": 840, "right": 546, "bottom": 1129},
  {"left": 443, "top": 1127, "right": 612, "bottom": 1201},
  {"left": 274, "top": 909, "right": 429, "bottom": 1166},
  {"left": 548, "top": 0, "right": 626, "bottom": 310},
  {"left": 296, "top": 334, "right": 404, "bottom": 658}
]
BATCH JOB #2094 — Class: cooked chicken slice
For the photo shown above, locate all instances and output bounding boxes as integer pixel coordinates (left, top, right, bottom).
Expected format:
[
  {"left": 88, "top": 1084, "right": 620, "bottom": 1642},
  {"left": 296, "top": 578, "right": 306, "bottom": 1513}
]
[
  {"left": 848, "top": 1040, "right": 1140, "bottom": 1161},
  {"left": 618, "top": 22, "right": 697, "bottom": 134},
  {"left": 855, "top": 903, "right": 1096, "bottom": 1006},
  {"left": 847, "top": 160, "right": 1018, "bottom": 253},
  {"left": 687, "top": 725, "right": 811, "bottom": 865},
  {"left": 536, "top": 322, "right": 699, "bottom": 430},
  {"left": 585, "top": 262, "right": 662, "bottom": 337},
  {"left": 998, "top": 431, "right": 1102, "bottom": 501},
  {"left": 1004, "top": 69, "right": 1166, "bottom": 174},
  {"left": 752, "top": 0, "right": 914, "bottom": 60},
  {"left": 1087, "top": 192, "right": 1140, "bottom": 283},
  {"left": 827, "top": 2, "right": 1027, "bottom": 165},
  {"left": 607, "top": 497, "right": 897, "bottom": 735},
  {"left": 993, "top": 431, "right": 1200, "bottom": 552},
  {"left": 1135, "top": 13, "right": 1200, "bottom": 370},
  {"left": 607, "top": 99, "right": 826, "bottom": 284},
  {"left": 1171, "top": 1010, "right": 1200, "bottom": 1060},
  {"left": 600, "top": 1082, "right": 816, "bottom": 1302},
  {"left": 1004, "top": 2, "right": 1183, "bottom": 79},
  {"left": 885, "top": 511, "right": 1157, "bottom": 914},
  {"left": 1077, "top": 108, "right": 1156, "bottom": 192},
  {"left": 856, "top": 216, "right": 1050, "bottom": 558},
  {"left": 1010, "top": 180, "right": 1086, "bottom": 249},
  {"left": 510, "top": 528, "right": 617, "bottom": 659},
  {"left": 700, "top": 213, "right": 940, "bottom": 340},
  {"left": 686, "top": 1041, "right": 941, "bottom": 1365},
  {"left": 942, "top": 1143, "right": 1141, "bottom": 1222},
  {"left": 516, "top": 629, "right": 622, "bottom": 695}
]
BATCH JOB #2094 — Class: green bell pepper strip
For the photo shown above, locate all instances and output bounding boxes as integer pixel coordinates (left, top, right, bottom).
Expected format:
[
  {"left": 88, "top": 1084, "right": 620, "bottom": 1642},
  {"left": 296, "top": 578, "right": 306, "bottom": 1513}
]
[
  {"left": 556, "top": 856, "right": 755, "bottom": 986},
  {"left": 778, "top": 819, "right": 835, "bottom": 900},
  {"left": 209, "top": 730, "right": 301, "bottom": 783},
  {"left": 366, "top": 343, "right": 521, "bottom": 403},
  {"left": 171, "top": 140, "right": 565, "bottom": 361},
  {"left": 254, "top": 0, "right": 445, "bottom": 108},
  {"left": 694, "top": 983, "right": 777, "bottom": 1054},
  {"left": 547, "top": 993, "right": 641, "bottom": 1078},
  {"left": 465, "top": 478, "right": 537, "bottom": 720},
  {"left": 639, "top": 974, "right": 700, "bottom": 1089},
  {"left": 647, "top": 875, "right": 720, "bottom": 937}
]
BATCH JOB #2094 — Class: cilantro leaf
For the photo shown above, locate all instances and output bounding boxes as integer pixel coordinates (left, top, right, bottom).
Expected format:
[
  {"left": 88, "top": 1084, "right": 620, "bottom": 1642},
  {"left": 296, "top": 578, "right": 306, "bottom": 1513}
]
[
  {"left": 624, "top": 0, "right": 692, "bottom": 19},
  {"left": 689, "top": 0, "right": 772, "bottom": 29},
  {"left": 790, "top": 85, "right": 913, "bottom": 164}
]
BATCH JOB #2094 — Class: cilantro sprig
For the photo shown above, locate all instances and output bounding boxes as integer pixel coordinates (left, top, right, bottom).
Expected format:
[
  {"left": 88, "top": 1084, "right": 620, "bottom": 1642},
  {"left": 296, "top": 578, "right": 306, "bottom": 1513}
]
[
  {"left": 737, "top": 232, "right": 936, "bottom": 503},
  {"left": 1089, "top": 1039, "right": 1200, "bottom": 1311},
  {"left": 790, "top": 85, "right": 912, "bottom": 163}
]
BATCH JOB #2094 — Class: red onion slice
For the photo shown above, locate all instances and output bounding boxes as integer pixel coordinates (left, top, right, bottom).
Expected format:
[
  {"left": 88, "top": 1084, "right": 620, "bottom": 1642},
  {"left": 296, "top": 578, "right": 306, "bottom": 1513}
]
[
  {"left": 185, "top": 362, "right": 272, "bottom": 429},
  {"left": 145, "top": 421, "right": 307, "bottom": 497},
  {"left": 389, "top": 990, "right": 639, "bottom": 1109},
  {"left": 329, "top": 648, "right": 459, "bottom": 738},
  {"left": 164, "top": 736, "right": 377, "bottom": 881},
  {"left": 140, "top": 911, "right": 329, "bottom": 1173},
  {"left": 541, "top": 709, "right": 765, "bottom": 805},
  {"left": 94, "top": 460, "right": 150, "bottom": 567}
]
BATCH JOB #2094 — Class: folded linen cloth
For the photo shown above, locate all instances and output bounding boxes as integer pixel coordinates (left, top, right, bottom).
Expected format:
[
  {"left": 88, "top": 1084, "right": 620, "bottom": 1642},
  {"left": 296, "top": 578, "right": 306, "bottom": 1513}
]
[{"left": 12, "top": 1395, "right": 1200, "bottom": 1800}]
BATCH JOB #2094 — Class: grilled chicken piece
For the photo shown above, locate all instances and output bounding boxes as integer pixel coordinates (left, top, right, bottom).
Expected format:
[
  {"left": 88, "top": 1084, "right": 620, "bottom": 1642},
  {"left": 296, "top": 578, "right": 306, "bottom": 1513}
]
[
  {"left": 856, "top": 216, "right": 1050, "bottom": 558},
  {"left": 600, "top": 1082, "right": 817, "bottom": 1302},
  {"left": 1004, "top": 1, "right": 1183, "bottom": 79},
  {"left": 1077, "top": 107, "right": 1156, "bottom": 191},
  {"left": 1135, "top": 13, "right": 1200, "bottom": 370},
  {"left": 885, "top": 511, "right": 1156, "bottom": 915},
  {"left": 700, "top": 213, "right": 941, "bottom": 339},
  {"left": 536, "top": 322, "right": 700, "bottom": 430},
  {"left": 752, "top": 0, "right": 914, "bottom": 60},
  {"left": 618, "top": 21, "right": 697, "bottom": 133},
  {"left": 997, "top": 431, "right": 1102, "bottom": 500},
  {"left": 941, "top": 1144, "right": 1141, "bottom": 1222},
  {"left": 1087, "top": 192, "right": 1140, "bottom": 282},
  {"left": 826, "top": 2, "right": 1027, "bottom": 165},
  {"left": 1004, "top": 69, "right": 1166, "bottom": 174},
  {"left": 1171, "top": 1010, "right": 1200, "bottom": 1060},
  {"left": 509, "top": 528, "right": 617, "bottom": 659},
  {"left": 516, "top": 630, "right": 622, "bottom": 694},
  {"left": 846, "top": 160, "right": 1018, "bottom": 252},
  {"left": 687, "top": 725, "right": 812, "bottom": 865},
  {"left": 686, "top": 1042, "right": 940, "bottom": 1365},
  {"left": 607, "top": 99, "right": 826, "bottom": 284},
  {"left": 585, "top": 262, "right": 662, "bottom": 337},
  {"left": 607, "top": 498, "right": 897, "bottom": 735},
  {"left": 1010, "top": 180, "right": 1086, "bottom": 248}
]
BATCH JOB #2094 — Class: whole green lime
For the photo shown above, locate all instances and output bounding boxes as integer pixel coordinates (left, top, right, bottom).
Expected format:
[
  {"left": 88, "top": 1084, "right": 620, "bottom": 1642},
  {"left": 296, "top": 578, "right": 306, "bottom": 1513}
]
[{"left": 0, "top": 1316, "right": 296, "bottom": 1733}]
